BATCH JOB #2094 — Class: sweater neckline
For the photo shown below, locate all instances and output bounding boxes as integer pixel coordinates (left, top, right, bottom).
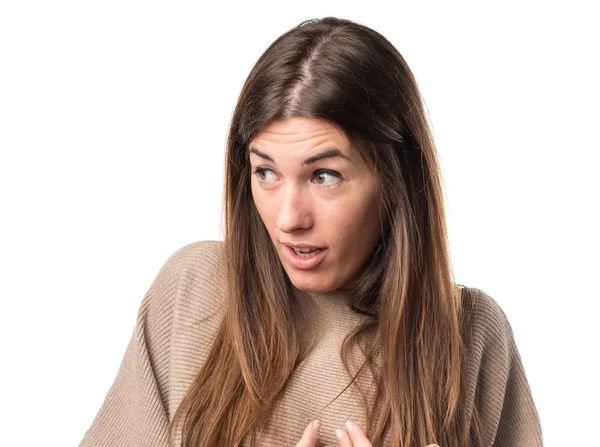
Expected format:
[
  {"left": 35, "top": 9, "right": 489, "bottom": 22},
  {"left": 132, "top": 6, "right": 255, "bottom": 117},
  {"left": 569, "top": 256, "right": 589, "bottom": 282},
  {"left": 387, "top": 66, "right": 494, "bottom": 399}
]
[{"left": 295, "top": 286, "right": 355, "bottom": 313}]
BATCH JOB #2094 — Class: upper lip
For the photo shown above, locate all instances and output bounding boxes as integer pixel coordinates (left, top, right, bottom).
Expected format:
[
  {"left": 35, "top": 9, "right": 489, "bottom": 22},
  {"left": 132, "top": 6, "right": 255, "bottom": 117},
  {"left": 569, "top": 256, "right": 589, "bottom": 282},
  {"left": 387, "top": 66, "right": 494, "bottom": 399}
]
[{"left": 281, "top": 242, "right": 326, "bottom": 249}]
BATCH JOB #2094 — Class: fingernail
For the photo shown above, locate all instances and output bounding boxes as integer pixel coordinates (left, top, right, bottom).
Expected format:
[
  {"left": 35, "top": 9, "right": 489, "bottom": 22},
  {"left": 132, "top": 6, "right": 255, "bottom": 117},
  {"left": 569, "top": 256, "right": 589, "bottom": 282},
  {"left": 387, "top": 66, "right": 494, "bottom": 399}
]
[
  {"left": 335, "top": 429, "right": 344, "bottom": 440},
  {"left": 344, "top": 420, "right": 354, "bottom": 432},
  {"left": 313, "top": 419, "right": 320, "bottom": 432}
]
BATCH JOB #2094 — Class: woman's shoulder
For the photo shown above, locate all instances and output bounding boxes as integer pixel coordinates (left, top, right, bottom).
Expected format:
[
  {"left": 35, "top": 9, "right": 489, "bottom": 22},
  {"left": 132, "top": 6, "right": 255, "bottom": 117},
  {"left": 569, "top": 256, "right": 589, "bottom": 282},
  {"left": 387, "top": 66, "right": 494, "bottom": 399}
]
[
  {"left": 139, "top": 240, "right": 227, "bottom": 370},
  {"left": 459, "top": 286, "right": 511, "bottom": 332},
  {"left": 139, "top": 239, "right": 226, "bottom": 322},
  {"left": 138, "top": 240, "right": 226, "bottom": 337},
  {"left": 457, "top": 286, "right": 543, "bottom": 444},
  {"left": 458, "top": 285, "right": 518, "bottom": 367},
  {"left": 158, "top": 239, "right": 227, "bottom": 311},
  {"left": 160, "top": 239, "right": 225, "bottom": 276}
]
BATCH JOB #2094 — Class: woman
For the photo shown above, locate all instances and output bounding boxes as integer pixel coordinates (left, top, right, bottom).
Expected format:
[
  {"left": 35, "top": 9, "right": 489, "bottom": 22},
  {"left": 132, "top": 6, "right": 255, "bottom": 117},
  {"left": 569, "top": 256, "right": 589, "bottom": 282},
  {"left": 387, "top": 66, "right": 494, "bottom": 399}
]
[{"left": 80, "top": 17, "right": 543, "bottom": 447}]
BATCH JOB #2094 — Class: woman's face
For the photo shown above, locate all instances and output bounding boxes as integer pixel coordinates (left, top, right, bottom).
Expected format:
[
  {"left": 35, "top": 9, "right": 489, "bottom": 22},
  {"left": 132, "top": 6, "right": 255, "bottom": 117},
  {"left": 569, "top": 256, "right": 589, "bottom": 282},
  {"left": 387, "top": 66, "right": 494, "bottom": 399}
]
[{"left": 249, "top": 116, "right": 383, "bottom": 293}]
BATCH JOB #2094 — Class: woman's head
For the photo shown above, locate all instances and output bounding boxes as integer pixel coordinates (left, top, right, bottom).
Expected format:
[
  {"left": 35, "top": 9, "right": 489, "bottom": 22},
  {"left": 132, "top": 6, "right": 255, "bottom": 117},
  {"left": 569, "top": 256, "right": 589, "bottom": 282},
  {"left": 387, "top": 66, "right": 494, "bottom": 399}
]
[{"left": 227, "top": 16, "right": 437, "bottom": 301}]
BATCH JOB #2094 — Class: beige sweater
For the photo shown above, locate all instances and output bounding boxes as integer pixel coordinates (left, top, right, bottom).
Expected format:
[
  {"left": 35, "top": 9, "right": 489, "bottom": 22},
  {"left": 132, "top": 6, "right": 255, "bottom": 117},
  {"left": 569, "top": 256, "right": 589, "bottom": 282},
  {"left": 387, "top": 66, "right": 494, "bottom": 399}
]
[{"left": 79, "top": 240, "right": 543, "bottom": 446}]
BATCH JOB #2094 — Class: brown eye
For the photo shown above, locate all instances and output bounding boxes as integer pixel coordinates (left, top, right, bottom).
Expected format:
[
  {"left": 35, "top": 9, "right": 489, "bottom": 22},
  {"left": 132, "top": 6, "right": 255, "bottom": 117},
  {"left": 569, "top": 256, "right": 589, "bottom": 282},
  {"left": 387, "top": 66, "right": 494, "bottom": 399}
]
[
  {"left": 312, "top": 169, "right": 341, "bottom": 186},
  {"left": 253, "top": 167, "right": 278, "bottom": 184}
]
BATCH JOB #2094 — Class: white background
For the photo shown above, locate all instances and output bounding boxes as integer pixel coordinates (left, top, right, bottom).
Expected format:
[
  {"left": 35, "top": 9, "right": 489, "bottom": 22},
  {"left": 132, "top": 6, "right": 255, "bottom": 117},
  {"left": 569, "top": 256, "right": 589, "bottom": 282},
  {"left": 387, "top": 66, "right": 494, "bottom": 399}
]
[{"left": 1, "top": 1, "right": 598, "bottom": 445}]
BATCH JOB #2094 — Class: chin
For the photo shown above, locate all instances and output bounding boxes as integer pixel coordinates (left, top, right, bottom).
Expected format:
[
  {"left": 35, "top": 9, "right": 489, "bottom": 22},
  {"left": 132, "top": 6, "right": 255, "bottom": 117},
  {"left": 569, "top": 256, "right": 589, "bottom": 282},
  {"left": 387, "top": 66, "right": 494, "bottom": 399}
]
[{"left": 287, "top": 271, "right": 338, "bottom": 294}]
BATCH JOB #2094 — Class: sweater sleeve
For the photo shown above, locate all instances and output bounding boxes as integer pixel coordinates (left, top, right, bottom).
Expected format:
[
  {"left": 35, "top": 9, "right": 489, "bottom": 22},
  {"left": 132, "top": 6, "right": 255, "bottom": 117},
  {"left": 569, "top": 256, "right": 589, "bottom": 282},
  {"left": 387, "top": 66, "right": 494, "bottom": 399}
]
[
  {"left": 467, "top": 288, "right": 544, "bottom": 447},
  {"left": 493, "top": 323, "right": 544, "bottom": 446},
  {"left": 79, "top": 244, "right": 191, "bottom": 447}
]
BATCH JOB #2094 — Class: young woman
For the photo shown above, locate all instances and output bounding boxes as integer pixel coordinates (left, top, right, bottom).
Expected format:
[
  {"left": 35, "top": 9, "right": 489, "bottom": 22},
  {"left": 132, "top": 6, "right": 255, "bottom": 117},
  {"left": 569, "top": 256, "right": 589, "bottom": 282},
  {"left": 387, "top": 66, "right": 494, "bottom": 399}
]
[{"left": 80, "top": 17, "right": 543, "bottom": 447}]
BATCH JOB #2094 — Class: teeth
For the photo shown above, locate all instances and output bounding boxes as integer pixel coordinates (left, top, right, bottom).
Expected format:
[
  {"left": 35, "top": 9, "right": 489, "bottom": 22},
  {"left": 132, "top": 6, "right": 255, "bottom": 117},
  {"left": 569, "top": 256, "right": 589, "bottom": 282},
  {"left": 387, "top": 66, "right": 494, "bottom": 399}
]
[
  {"left": 294, "top": 247, "right": 317, "bottom": 253},
  {"left": 292, "top": 247, "right": 321, "bottom": 257}
]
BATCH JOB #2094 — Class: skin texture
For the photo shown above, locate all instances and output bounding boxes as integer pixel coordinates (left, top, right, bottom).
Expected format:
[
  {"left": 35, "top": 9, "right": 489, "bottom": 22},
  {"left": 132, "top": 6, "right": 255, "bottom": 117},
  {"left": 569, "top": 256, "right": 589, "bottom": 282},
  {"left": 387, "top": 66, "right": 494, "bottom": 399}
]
[{"left": 249, "top": 117, "right": 383, "bottom": 293}]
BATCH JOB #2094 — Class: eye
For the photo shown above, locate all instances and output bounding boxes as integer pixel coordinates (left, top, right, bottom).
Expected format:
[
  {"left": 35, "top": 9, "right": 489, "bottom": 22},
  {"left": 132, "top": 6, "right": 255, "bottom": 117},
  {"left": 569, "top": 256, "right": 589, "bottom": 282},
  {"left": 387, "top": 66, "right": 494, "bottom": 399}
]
[
  {"left": 312, "top": 169, "right": 341, "bottom": 186},
  {"left": 253, "top": 167, "right": 280, "bottom": 184}
]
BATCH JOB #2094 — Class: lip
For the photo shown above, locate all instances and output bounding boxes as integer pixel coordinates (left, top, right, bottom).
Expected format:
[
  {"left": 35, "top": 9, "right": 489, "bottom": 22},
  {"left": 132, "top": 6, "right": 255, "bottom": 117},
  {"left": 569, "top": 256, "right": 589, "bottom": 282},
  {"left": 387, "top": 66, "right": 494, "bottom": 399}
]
[{"left": 282, "top": 244, "right": 327, "bottom": 270}]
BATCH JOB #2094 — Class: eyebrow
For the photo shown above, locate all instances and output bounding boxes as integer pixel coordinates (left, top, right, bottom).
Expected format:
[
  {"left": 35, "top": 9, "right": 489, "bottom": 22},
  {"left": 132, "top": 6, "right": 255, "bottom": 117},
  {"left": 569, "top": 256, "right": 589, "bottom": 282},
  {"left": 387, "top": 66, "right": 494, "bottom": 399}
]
[{"left": 249, "top": 146, "right": 349, "bottom": 165}]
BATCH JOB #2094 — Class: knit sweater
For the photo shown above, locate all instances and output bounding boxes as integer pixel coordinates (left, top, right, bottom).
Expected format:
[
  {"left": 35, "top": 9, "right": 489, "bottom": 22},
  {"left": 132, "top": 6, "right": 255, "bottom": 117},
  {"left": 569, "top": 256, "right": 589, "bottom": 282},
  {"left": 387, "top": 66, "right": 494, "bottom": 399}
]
[{"left": 79, "top": 240, "right": 543, "bottom": 446}]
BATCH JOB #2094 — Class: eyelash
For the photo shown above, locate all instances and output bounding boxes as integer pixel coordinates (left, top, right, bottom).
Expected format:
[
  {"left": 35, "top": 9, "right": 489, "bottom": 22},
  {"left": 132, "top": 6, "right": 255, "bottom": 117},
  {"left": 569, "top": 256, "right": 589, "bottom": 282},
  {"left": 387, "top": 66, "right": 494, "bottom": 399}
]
[{"left": 252, "top": 167, "right": 342, "bottom": 188}]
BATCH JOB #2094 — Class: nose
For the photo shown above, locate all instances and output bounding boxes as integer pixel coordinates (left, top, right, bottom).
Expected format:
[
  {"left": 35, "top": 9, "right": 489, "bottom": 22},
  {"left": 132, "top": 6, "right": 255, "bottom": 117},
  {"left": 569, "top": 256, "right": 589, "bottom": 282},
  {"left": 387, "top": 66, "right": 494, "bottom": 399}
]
[{"left": 275, "top": 183, "right": 313, "bottom": 234}]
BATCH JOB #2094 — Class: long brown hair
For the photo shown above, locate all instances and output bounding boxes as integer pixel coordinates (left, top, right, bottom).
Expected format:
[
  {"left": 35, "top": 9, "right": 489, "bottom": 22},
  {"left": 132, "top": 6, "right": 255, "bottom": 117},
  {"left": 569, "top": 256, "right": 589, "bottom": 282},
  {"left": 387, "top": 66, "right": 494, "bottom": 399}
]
[{"left": 170, "top": 17, "right": 483, "bottom": 446}]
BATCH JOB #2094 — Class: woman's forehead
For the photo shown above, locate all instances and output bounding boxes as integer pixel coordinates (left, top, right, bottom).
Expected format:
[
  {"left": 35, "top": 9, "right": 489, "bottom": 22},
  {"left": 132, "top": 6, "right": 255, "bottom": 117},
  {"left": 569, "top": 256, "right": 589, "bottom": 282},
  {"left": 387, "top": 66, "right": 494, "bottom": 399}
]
[
  {"left": 251, "top": 117, "right": 347, "bottom": 144},
  {"left": 248, "top": 117, "right": 354, "bottom": 161}
]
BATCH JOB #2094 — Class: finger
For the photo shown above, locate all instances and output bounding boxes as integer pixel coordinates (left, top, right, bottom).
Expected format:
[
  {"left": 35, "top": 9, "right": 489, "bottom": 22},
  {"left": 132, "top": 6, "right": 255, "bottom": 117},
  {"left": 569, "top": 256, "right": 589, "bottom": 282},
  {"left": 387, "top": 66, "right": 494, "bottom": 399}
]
[
  {"left": 294, "top": 420, "right": 320, "bottom": 447},
  {"left": 343, "top": 420, "right": 372, "bottom": 447},
  {"left": 335, "top": 428, "right": 354, "bottom": 447}
]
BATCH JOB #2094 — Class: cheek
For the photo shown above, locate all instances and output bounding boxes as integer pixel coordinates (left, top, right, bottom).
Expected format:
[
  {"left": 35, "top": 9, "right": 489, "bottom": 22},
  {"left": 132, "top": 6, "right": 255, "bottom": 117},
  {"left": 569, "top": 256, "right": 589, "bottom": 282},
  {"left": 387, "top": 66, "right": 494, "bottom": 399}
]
[
  {"left": 326, "top": 191, "right": 381, "bottom": 257},
  {"left": 326, "top": 211, "right": 373, "bottom": 249},
  {"left": 251, "top": 186, "right": 277, "bottom": 232}
]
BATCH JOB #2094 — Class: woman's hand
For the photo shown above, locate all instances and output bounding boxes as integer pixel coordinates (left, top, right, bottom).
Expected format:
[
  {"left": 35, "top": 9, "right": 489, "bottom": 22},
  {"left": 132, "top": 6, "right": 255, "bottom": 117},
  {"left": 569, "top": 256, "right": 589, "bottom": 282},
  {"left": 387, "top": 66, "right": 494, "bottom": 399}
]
[
  {"left": 294, "top": 420, "right": 321, "bottom": 447},
  {"left": 294, "top": 419, "right": 440, "bottom": 447},
  {"left": 333, "top": 421, "right": 441, "bottom": 447}
]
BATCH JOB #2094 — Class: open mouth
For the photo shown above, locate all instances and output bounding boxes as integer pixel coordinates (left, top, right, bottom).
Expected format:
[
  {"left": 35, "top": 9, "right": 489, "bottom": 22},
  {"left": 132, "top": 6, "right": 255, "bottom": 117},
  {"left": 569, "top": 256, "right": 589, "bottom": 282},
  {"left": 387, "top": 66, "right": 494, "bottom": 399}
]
[
  {"left": 291, "top": 247, "right": 322, "bottom": 257},
  {"left": 282, "top": 244, "right": 327, "bottom": 270}
]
